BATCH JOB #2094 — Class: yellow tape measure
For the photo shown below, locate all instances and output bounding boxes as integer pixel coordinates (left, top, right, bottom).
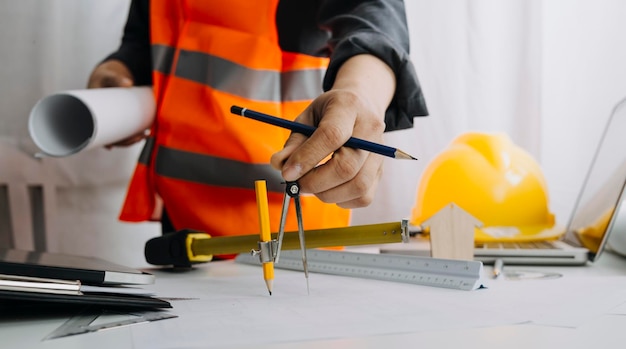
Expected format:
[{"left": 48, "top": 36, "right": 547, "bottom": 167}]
[
  {"left": 190, "top": 221, "right": 408, "bottom": 258},
  {"left": 145, "top": 221, "right": 409, "bottom": 267}
]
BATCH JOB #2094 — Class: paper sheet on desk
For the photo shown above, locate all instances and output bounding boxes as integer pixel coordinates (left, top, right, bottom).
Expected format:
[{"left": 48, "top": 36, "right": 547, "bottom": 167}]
[
  {"left": 129, "top": 262, "right": 626, "bottom": 348},
  {"left": 485, "top": 275, "right": 626, "bottom": 328},
  {"left": 129, "top": 263, "right": 525, "bottom": 349},
  {"left": 607, "top": 300, "right": 626, "bottom": 315}
]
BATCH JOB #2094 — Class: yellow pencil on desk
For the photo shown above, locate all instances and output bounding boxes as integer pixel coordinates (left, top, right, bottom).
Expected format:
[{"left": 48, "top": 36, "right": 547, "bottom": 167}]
[{"left": 255, "top": 180, "right": 274, "bottom": 295}]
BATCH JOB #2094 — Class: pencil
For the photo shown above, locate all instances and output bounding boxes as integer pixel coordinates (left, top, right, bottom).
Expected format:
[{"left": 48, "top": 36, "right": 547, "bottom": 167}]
[
  {"left": 254, "top": 180, "right": 274, "bottom": 295},
  {"left": 230, "top": 106, "right": 417, "bottom": 160},
  {"left": 493, "top": 258, "right": 503, "bottom": 279}
]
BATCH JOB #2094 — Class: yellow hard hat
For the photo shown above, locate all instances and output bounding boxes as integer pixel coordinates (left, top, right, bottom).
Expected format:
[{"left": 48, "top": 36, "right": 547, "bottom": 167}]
[{"left": 411, "top": 132, "right": 561, "bottom": 242}]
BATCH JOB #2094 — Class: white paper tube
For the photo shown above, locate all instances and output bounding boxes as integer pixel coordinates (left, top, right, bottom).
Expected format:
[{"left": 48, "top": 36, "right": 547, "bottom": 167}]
[{"left": 28, "top": 87, "right": 155, "bottom": 157}]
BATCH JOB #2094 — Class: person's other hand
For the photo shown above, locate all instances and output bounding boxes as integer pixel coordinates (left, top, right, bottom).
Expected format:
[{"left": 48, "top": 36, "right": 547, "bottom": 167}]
[
  {"left": 87, "top": 59, "right": 134, "bottom": 88},
  {"left": 87, "top": 60, "right": 148, "bottom": 148},
  {"left": 270, "top": 89, "right": 386, "bottom": 208}
]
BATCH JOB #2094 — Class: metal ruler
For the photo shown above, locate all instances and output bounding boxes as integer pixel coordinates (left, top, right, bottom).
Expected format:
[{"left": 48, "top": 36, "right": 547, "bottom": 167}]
[
  {"left": 236, "top": 249, "right": 485, "bottom": 291},
  {"left": 44, "top": 308, "right": 177, "bottom": 340}
]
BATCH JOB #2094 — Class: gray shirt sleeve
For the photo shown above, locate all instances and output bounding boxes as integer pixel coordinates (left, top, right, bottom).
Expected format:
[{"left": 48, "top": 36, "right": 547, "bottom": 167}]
[{"left": 318, "top": 0, "right": 428, "bottom": 131}]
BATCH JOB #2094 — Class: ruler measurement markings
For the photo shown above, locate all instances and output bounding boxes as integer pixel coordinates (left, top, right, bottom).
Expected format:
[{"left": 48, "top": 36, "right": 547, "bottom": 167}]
[{"left": 236, "top": 250, "right": 484, "bottom": 291}]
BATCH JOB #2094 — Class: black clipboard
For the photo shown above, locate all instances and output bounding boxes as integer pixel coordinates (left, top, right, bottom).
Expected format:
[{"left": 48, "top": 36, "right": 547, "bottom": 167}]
[
  {"left": 0, "top": 249, "right": 171, "bottom": 310},
  {"left": 0, "top": 248, "right": 155, "bottom": 285}
]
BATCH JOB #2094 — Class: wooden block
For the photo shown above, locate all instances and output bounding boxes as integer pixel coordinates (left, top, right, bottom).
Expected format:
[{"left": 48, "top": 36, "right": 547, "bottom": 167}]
[{"left": 422, "top": 203, "right": 482, "bottom": 260}]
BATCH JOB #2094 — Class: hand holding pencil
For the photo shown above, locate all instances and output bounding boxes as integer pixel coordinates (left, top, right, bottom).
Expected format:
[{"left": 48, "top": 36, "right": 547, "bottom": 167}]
[{"left": 231, "top": 88, "right": 416, "bottom": 209}]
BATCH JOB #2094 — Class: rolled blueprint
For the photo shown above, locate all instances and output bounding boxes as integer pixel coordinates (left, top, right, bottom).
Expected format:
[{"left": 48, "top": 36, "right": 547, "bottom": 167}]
[{"left": 28, "top": 87, "right": 155, "bottom": 157}]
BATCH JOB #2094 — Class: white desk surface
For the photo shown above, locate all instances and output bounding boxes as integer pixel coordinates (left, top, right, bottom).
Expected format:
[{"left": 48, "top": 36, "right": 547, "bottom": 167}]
[{"left": 3, "top": 250, "right": 626, "bottom": 349}]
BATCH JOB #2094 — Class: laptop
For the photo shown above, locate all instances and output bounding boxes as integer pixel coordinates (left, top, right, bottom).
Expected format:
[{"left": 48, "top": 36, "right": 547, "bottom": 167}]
[
  {"left": 0, "top": 248, "right": 155, "bottom": 285},
  {"left": 382, "top": 97, "right": 626, "bottom": 265}
]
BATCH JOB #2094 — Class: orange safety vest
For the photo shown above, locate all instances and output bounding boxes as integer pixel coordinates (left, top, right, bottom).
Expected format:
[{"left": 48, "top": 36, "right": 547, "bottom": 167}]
[{"left": 119, "top": 0, "right": 350, "bottom": 237}]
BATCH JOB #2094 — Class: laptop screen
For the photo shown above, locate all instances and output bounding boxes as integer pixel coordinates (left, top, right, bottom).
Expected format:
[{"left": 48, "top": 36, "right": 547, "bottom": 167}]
[{"left": 563, "top": 97, "right": 626, "bottom": 260}]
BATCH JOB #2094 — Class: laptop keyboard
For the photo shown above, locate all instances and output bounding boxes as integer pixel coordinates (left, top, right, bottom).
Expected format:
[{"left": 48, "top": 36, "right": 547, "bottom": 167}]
[{"left": 475, "top": 241, "right": 558, "bottom": 250}]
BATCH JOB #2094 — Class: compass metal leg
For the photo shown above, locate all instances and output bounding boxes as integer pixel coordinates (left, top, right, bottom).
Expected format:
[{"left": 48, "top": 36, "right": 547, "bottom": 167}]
[
  {"left": 275, "top": 192, "right": 291, "bottom": 264},
  {"left": 272, "top": 181, "right": 310, "bottom": 293},
  {"left": 293, "top": 194, "right": 309, "bottom": 293}
]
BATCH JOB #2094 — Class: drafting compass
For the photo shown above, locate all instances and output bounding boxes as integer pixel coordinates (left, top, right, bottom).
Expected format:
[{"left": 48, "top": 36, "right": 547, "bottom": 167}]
[
  {"left": 251, "top": 180, "right": 310, "bottom": 293},
  {"left": 275, "top": 181, "right": 309, "bottom": 292}
]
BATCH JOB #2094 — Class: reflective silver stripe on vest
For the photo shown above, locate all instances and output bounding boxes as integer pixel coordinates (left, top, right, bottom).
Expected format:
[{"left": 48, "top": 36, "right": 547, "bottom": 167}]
[
  {"left": 281, "top": 69, "right": 325, "bottom": 101},
  {"left": 152, "top": 45, "right": 175, "bottom": 75},
  {"left": 155, "top": 146, "right": 286, "bottom": 193},
  {"left": 165, "top": 47, "right": 324, "bottom": 102}
]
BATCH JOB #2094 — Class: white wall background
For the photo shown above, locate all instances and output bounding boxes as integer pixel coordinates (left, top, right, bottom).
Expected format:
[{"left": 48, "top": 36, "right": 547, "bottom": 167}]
[
  {"left": 354, "top": 0, "right": 626, "bottom": 230},
  {"left": 0, "top": 0, "right": 158, "bottom": 267},
  {"left": 1, "top": 0, "right": 626, "bottom": 267}
]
